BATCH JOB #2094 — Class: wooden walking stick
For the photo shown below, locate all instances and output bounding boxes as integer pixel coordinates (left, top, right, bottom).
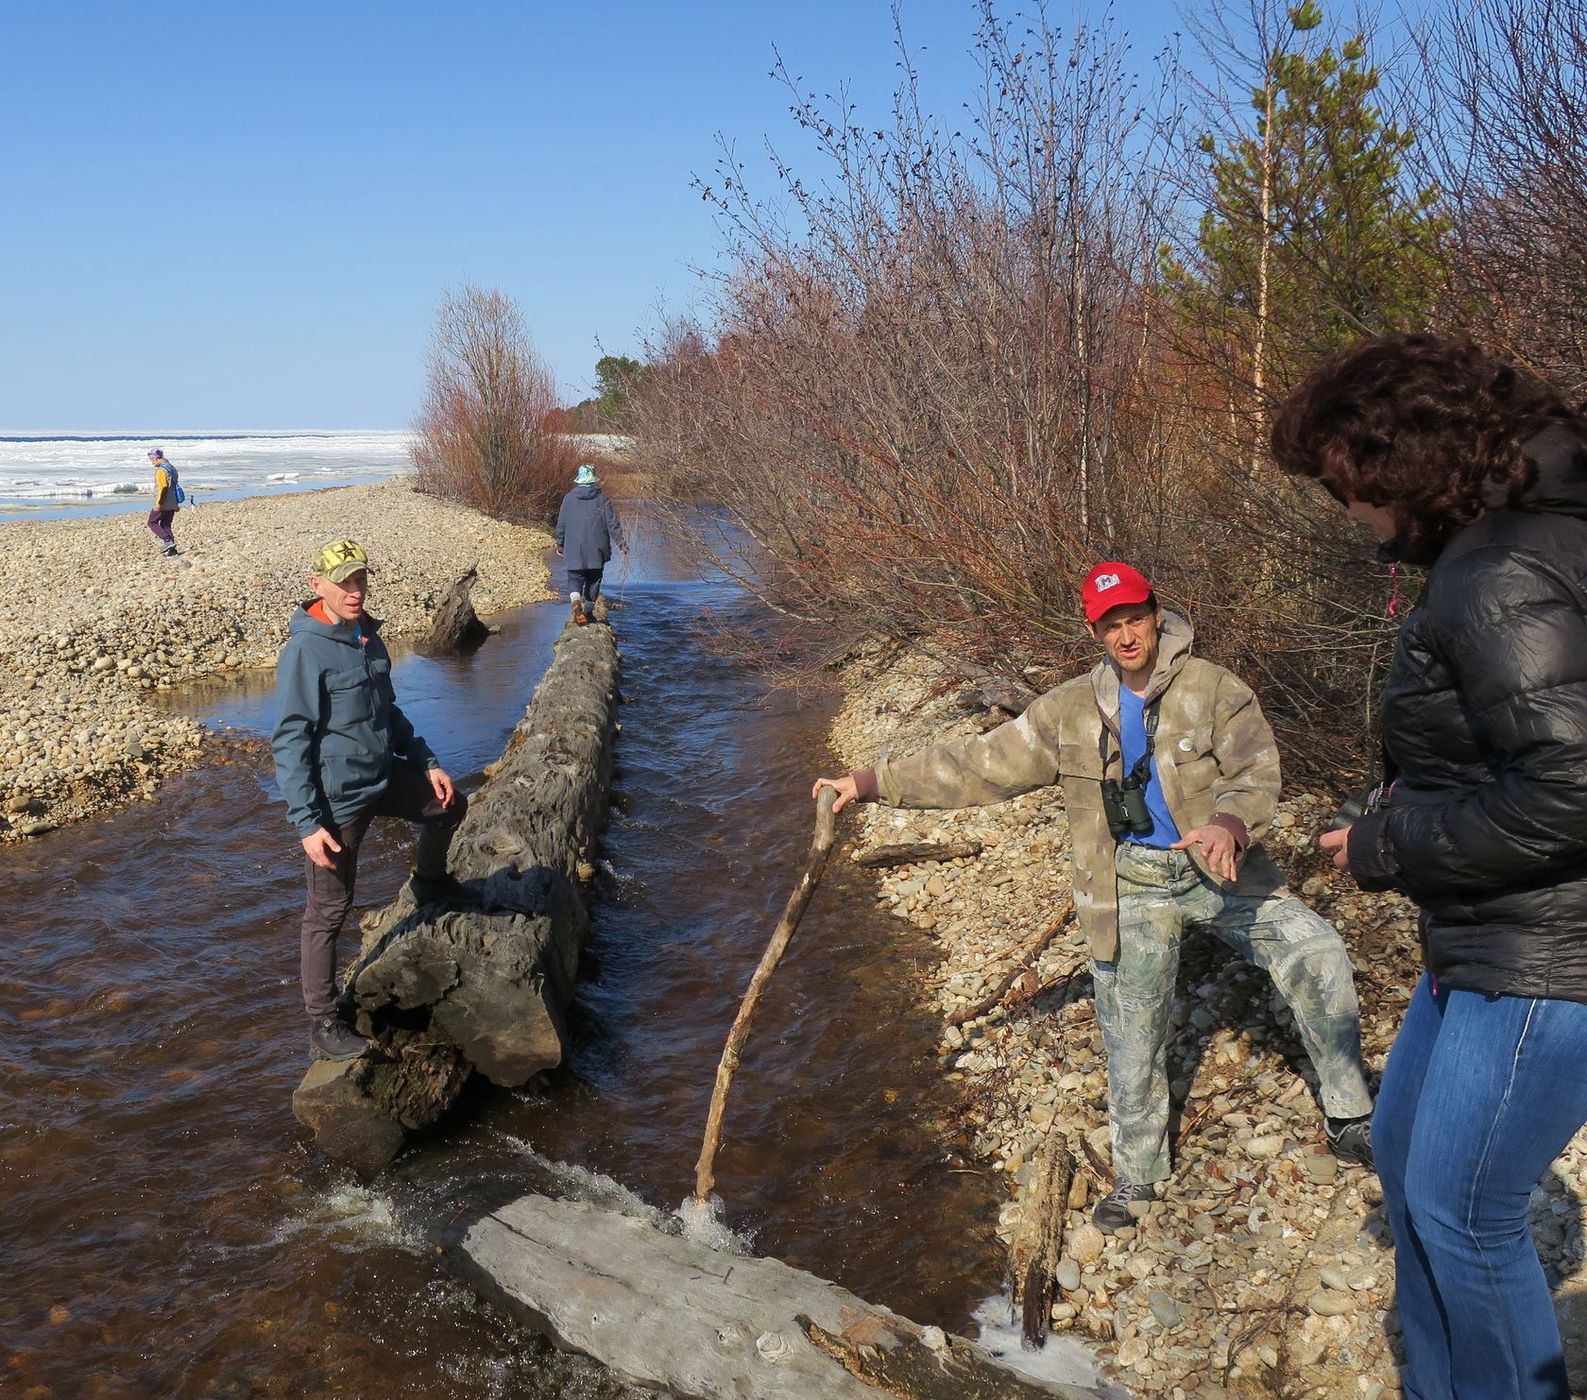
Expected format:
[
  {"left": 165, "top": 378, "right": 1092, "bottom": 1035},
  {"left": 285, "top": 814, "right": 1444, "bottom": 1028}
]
[{"left": 692, "top": 786, "right": 840, "bottom": 1206}]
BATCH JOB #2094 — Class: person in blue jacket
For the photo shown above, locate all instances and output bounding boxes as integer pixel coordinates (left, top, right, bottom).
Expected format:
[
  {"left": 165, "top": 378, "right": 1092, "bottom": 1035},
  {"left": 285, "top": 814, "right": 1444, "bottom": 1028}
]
[
  {"left": 555, "top": 463, "right": 625, "bottom": 624},
  {"left": 271, "top": 538, "right": 466, "bottom": 1060}
]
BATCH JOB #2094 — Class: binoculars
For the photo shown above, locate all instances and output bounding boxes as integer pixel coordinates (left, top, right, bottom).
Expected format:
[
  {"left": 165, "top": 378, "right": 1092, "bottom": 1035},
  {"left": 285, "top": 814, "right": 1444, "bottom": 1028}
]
[{"left": 1103, "top": 776, "right": 1155, "bottom": 840}]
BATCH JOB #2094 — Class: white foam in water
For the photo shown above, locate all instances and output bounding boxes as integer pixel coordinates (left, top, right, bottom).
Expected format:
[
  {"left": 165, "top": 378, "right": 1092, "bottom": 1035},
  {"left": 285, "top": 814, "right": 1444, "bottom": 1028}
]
[
  {"left": 490, "top": 1134, "right": 671, "bottom": 1227},
  {"left": 970, "top": 1292, "right": 1130, "bottom": 1396},
  {"left": 675, "top": 1192, "right": 752, "bottom": 1256},
  {"left": 488, "top": 1132, "right": 755, "bottom": 1256},
  {"left": 266, "top": 1180, "right": 419, "bottom": 1253}
]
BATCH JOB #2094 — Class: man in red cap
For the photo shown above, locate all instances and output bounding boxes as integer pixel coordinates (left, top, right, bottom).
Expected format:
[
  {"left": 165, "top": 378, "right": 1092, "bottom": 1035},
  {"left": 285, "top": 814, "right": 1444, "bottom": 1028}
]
[{"left": 815, "top": 561, "right": 1373, "bottom": 1232}]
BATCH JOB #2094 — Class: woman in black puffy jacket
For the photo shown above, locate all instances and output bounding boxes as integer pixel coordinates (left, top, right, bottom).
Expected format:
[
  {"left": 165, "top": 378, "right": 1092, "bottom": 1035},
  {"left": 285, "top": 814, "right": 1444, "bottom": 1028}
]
[{"left": 1272, "top": 333, "right": 1587, "bottom": 1400}]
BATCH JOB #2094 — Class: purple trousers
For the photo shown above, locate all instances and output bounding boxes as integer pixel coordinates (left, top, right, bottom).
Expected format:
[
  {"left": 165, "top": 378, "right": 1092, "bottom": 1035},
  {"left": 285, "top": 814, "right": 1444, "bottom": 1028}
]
[{"left": 147, "top": 508, "right": 176, "bottom": 546}]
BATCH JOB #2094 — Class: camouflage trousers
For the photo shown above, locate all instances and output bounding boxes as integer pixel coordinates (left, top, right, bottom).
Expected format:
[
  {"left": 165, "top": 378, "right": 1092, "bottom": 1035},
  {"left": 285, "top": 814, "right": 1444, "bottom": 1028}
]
[{"left": 1091, "top": 844, "right": 1374, "bottom": 1186}]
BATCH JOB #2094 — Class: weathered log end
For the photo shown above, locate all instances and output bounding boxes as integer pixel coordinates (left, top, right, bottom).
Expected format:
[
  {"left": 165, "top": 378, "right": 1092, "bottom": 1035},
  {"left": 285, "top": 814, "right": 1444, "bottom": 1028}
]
[
  {"left": 446, "top": 1193, "right": 1108, "bottom": 1399},
  {"left": 801, "top": 1311, "right": 1087, "bottom": 1399},
  {"left": 291, "top": 1057, "right": 412, "bottom": 1180},
  {"left": 291, "top": 620, "right": 621, "bottom": 1172},
  {"left": 422, "top": 566, "right": 493, "bottom": 653}
]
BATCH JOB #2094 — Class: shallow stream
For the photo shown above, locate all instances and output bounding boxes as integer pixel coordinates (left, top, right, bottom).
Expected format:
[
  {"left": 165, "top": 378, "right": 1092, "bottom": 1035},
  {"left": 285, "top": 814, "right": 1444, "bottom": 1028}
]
[{"left": 2, "top": 516, "right": 1023, "bottom": 1396}]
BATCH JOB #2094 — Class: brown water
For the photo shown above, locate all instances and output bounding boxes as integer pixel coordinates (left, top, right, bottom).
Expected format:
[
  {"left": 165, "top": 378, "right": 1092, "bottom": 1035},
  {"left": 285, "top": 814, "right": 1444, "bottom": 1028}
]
[{"left": 1, "top": 517, "right": 1006, "bottom": 1396}]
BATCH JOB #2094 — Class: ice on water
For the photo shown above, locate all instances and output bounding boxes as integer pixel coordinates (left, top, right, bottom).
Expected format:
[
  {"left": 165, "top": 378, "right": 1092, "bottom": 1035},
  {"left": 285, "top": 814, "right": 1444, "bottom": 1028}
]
[{"left": 0, "top": 429, "right": 414, "bottom": 516}]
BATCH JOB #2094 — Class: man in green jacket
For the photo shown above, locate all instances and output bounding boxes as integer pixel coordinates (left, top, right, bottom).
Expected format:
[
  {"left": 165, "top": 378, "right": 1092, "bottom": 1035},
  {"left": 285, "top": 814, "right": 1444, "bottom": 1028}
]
[
  {"left": 815, "top": 562, "right": 1373, "bottom": 1232},
  {"left": 272, "top": 539, "right": 466, "bottom": 1061}
]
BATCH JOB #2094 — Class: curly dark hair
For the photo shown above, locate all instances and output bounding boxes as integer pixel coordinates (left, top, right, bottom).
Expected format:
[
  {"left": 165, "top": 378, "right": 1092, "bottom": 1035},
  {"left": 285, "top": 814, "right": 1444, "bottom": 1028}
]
[{"left": 1269, "top": 333, "right": 1576, "bottom": 564}]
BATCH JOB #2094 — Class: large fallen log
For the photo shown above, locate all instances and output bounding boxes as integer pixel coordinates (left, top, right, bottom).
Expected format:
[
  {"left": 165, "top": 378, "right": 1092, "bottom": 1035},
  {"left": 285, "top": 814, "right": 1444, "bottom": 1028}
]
[
  {"left": 292, "top": 616, "right": 620, "bottom": 1174},
  {"left": 446, "top": 1193, "right": 1110, "bottom": 1400}
]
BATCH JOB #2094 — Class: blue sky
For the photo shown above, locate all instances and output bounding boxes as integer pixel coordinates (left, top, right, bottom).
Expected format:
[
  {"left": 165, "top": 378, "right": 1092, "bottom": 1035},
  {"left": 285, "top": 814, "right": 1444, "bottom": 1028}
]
[{"left": 1, "top": 1, "right": 1188, "bottom": 429}]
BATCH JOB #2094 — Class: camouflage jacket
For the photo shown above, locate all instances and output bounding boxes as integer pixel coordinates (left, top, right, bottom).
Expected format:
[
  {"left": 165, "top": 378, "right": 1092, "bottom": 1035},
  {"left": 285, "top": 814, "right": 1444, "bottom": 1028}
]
[{"left": 871, "top": 612, "right": 1287, "bottom": 960}]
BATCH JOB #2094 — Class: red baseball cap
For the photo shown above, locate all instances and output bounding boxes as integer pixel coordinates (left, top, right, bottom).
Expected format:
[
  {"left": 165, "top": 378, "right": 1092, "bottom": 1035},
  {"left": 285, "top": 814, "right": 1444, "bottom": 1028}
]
[{"left": 1081, "top": 561, "right": 1154, "bottom": 623}]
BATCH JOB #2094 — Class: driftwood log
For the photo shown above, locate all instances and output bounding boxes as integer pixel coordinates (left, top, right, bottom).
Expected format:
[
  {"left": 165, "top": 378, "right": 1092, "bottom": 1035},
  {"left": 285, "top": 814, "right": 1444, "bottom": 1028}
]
[
  {"left": 1007, "top": 1124, "right": 1078, "bottom": 1350},
  {"left": 948, "top": 896, "right": 1075, "bottom": 1027},
  {"left": 446, "top": 1193, "right": 1106, "bottom": 1400},
  {"left": 421, "top": 565, "right": 492, "bottom": 653},
  {"left": 292, "top": 616, "right": 621, "bottom": 1174},
  {"left": 853, "top": 839, "right": 984, "bottom": 869},
  {"left": 956, "top": 674, "right": 1038, "bottom": 718}
]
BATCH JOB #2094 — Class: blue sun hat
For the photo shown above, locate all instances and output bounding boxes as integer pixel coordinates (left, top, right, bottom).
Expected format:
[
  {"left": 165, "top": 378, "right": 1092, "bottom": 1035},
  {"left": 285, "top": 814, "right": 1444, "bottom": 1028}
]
[{"left": 574, "top": 464, "right": 599, "bottom": 487}]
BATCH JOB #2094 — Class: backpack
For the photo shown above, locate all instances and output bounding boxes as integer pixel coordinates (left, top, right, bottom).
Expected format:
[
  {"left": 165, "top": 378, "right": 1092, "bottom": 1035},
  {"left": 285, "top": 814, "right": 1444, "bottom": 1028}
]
[{"left": 172, "top": 470, "right": 186, "bottom": 506}]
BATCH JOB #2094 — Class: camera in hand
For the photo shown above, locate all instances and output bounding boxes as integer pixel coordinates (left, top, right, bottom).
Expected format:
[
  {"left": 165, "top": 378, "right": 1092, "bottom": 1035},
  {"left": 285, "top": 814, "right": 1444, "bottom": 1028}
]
[{"left": 1103, "top": 751, "right": 1156, "bottom": 840}]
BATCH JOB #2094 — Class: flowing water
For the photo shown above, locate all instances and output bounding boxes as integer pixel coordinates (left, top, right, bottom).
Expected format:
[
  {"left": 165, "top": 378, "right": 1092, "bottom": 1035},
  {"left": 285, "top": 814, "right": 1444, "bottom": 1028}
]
[{"left": 2, "top": 515, "right": 1026, "bottom": 1396}]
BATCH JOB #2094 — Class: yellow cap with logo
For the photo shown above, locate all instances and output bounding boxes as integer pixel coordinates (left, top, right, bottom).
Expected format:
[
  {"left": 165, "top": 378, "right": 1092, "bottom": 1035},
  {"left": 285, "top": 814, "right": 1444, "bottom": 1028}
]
[{"left": 312, "top": 539, "right": 370, "bottom": 583}]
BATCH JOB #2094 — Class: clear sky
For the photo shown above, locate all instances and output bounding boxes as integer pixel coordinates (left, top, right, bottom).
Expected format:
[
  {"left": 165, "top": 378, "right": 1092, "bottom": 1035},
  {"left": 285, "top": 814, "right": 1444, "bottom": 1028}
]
[{"left": 2, "top": 0, "right": 1187, "bottom": 430}]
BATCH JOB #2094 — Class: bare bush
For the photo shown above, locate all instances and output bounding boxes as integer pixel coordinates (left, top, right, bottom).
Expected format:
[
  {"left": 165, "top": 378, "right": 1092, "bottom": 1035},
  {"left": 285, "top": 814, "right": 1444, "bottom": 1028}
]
[
  {"left": 411, "top": 284, "right": 581, "bottom": 522},
  {"left": 1415, "top": 0, "right": 1587, "bottom": 397},
  {"left": 627, "top": 1, "right": 1417, "bottom": 781},
  {"left": 633, "top": 5, "right": 1176, "bottom": 644}
]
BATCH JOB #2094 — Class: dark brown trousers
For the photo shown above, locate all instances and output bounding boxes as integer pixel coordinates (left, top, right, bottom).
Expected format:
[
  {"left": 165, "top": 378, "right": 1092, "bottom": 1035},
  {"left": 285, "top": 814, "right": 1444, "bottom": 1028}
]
[{"left": 299, "top": 762, "right": 467, "bottom": 1018}]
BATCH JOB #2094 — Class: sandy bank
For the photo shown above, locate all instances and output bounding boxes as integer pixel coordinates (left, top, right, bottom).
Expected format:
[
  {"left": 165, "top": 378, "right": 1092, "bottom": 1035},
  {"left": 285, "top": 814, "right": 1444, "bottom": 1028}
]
[
  {"left": 0, "top": 480, "right": 553, "bottom": 839},
  {"left": 827, "top": 646, "right": 1587, "bottom": 1397}
]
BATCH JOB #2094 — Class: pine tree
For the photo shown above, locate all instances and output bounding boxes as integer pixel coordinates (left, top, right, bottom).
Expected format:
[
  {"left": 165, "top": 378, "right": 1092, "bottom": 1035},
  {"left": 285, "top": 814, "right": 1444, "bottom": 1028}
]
[{"left": 1165, "top": 1, "right": 1449, "bottom": 470}]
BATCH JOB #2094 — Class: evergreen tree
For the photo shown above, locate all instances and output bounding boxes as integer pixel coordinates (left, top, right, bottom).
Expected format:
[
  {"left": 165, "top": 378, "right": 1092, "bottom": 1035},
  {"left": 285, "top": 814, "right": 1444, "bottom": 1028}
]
[
  {"left": 1165, "top": 1, "right": 1449, "bottom": 469},
  {"left": 593, "top": 354, "right": 649, "bottom": 427}
]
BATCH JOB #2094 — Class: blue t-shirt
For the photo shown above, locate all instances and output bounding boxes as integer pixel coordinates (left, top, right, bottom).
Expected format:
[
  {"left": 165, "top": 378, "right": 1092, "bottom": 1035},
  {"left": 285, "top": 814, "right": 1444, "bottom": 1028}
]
[{"left": 1118, "top": 686, "right": 1182, "bottom": 848}]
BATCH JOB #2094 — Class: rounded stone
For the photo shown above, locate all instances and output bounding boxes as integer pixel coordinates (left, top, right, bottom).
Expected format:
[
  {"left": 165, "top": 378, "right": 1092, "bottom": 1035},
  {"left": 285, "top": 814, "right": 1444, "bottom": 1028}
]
[
  {"left": 1147, "top": 1291, "right": 1183, "bottom": 1330},
  {"left": 1069, "top": 1222, "right": 1105, "bottom": 1264}
]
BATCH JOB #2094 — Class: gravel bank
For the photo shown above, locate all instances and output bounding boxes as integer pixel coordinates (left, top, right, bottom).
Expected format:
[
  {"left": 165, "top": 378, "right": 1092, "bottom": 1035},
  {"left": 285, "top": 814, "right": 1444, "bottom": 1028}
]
[
  {"left": 828, "top": 646, "right": 1587, "bottom": 1398},
  {"left": 0, "top": 481, "right": 552, "bottom": 840}
]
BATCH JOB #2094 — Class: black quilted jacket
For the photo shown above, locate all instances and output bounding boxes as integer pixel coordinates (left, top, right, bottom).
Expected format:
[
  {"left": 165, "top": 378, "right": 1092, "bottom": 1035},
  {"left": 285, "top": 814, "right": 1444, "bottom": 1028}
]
[{"left": 1348, "top": 423, "right": 1587, "bottom": 1002}]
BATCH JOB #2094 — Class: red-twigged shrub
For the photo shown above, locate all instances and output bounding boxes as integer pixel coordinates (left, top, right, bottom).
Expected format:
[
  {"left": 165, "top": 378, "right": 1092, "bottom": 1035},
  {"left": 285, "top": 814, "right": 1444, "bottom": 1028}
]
[{"left": 411, "top": 284, "right": 581, "bottom": 523}]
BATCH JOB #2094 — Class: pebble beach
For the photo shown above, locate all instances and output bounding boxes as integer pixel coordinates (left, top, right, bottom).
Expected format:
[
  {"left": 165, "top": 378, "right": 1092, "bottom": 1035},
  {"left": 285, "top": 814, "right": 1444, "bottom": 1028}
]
[
  {"left": 828, "top": 646, "right": 1587, "bottom": 1398},
  {"left": 0, "top": 480, "right": 552, "bottom": 840}
]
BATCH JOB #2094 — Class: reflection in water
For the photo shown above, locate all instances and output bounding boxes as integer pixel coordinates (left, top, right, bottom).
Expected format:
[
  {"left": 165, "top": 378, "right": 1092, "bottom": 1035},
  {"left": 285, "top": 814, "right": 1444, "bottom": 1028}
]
[{"left": 2, "top": 511, "right": 1006, "bottom": 1395}]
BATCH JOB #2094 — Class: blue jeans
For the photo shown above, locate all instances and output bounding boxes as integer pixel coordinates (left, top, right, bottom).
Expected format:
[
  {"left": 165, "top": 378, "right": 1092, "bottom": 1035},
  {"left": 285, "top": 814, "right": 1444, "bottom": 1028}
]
[{"left": 1374, "top": 974, "right": 1587, "bottom": 1399}]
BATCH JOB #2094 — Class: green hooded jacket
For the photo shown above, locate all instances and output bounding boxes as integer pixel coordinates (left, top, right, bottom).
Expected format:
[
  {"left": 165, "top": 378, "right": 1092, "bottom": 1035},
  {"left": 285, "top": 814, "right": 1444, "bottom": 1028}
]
[{"left": 271, "top": 602, "right": 438, "bottom": 837}]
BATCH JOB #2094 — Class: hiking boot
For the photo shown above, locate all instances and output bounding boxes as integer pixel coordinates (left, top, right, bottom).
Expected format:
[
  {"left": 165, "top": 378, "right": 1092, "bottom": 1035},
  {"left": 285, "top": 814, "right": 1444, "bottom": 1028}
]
[
  {"left": 1326, "top": 1115, "right": 1375, "bottom": 1169},
  {"left": 569, "top": 591, "right": 586, "bottom": 625},
  {"left": 407, "top": 871, "right": 470, "bottom": 906},
  {"left": 1093, "top": 1181, "right": 1158, "bottom": 1233},
  {"left": 309, "top": 1015, "right": 368, "bottom": 1061},
  {"left": 162, "top": 546, "right": 178, "bottom": 558}
]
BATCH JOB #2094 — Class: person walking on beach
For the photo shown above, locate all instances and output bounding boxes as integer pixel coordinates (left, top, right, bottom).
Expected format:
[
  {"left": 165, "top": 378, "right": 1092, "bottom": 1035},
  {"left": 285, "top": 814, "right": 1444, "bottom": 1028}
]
[
  {"left": 555, "top": 463, "right": 625, "bottom": 624},
  {"left": 146, "top": 447, "right": 181, "bottom": 557},
  {"left": 1273, "top": 333, "right": 1587, "bottom": 1400},
  {"left": 271, "top": 538, "right": 467, "bottom": 1061},
  {"left": 813, "top": 562, "right": 1375, "bottom": 1233}
]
